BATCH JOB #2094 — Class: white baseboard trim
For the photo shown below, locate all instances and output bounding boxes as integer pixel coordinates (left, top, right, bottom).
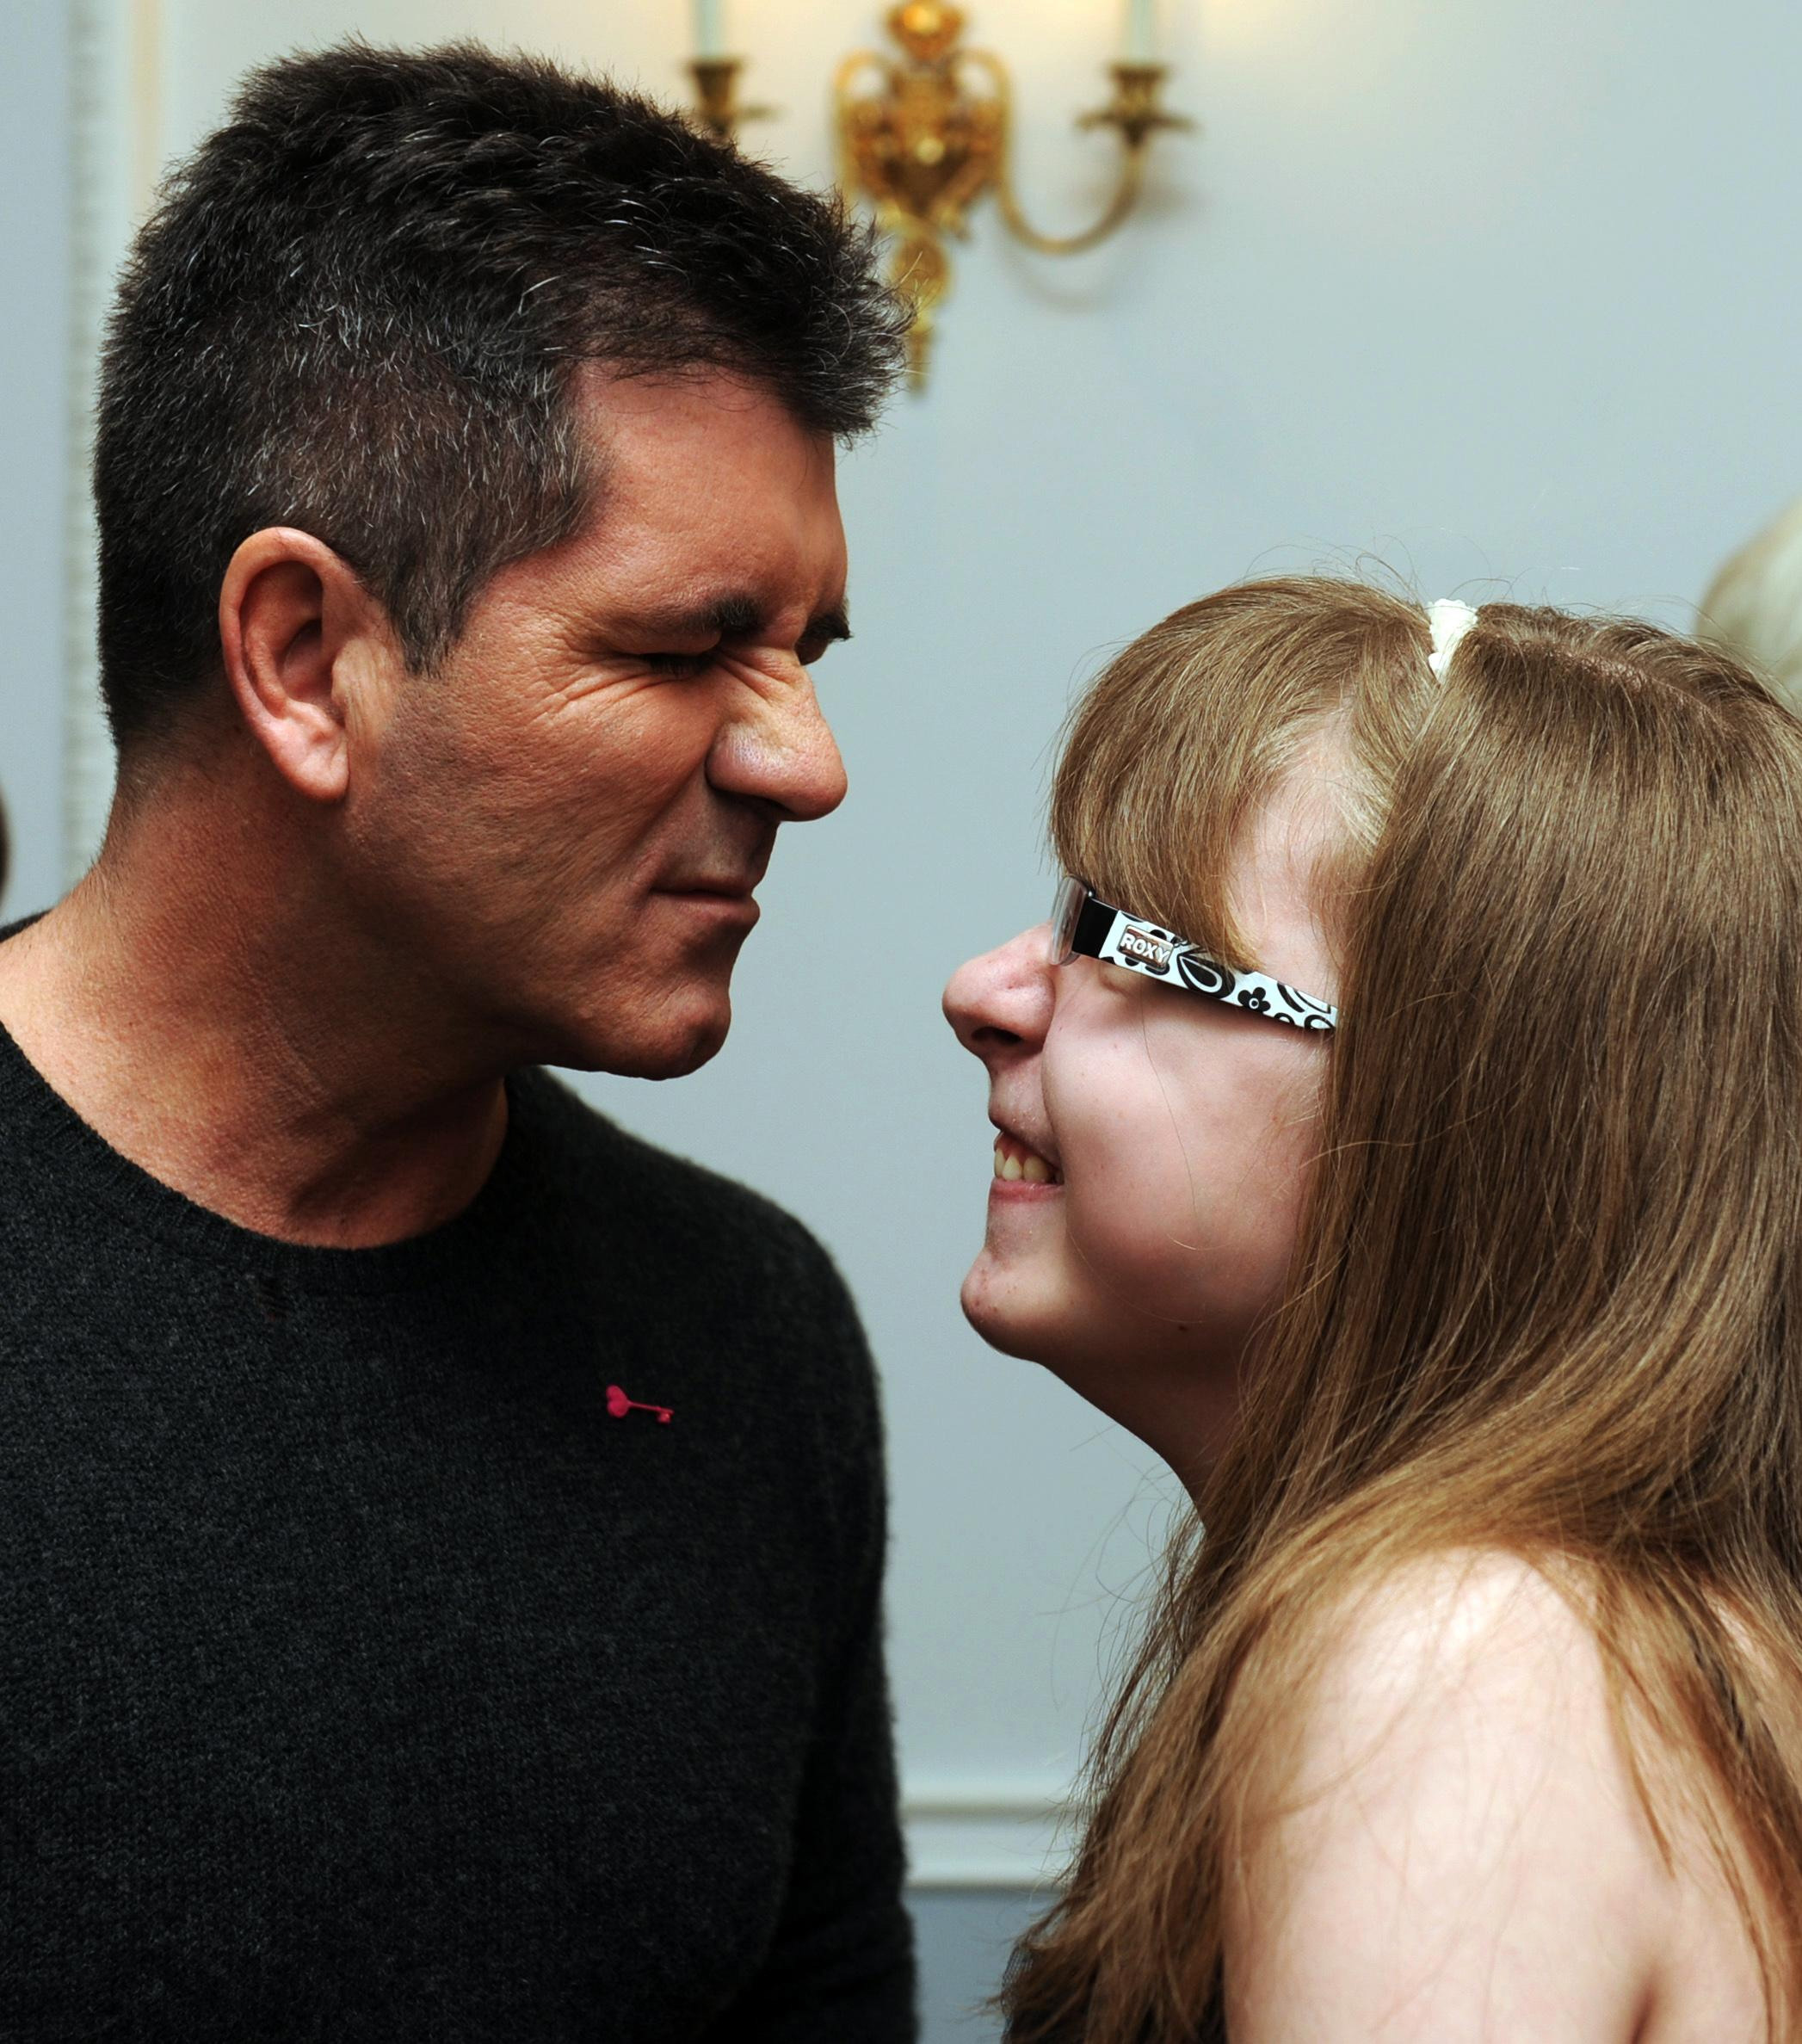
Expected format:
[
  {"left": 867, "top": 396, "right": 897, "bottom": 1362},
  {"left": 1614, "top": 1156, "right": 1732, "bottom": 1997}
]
[{"left": 902, "top": 1782, "right": 1076, "bottom": 1891}]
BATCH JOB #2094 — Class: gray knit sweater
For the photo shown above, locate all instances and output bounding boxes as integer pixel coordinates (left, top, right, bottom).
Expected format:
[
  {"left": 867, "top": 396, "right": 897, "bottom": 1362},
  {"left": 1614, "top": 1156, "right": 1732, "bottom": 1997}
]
[{"left": 0, "top": 1017, "right": 915, "bottom": 2041}]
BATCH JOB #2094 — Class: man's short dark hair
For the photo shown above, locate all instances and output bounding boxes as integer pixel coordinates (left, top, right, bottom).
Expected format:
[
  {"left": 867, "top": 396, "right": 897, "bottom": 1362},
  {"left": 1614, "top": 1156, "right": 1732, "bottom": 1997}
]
[{"left": 94, "top": 40, "right": 908, "bottom": 751}]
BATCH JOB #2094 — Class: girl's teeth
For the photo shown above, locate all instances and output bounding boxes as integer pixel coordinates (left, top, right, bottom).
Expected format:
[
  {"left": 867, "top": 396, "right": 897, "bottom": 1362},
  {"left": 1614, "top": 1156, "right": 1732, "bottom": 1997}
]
[{"left": 992, "top": 1138, "right": 1060, "bottom": 1184}]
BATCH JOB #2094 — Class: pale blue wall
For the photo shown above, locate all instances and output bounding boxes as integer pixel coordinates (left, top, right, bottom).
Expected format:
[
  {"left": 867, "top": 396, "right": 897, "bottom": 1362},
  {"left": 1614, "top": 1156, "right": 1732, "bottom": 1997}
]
[
  {"left": 40, "top": 0, "right": 1802, "bottom": 1832},
  {"left": 10, "top": 3, "right": 1802, "bottom": 2035},
  {"left": 910, "top": 1892, "right": 1044, "bottom": 2042}
]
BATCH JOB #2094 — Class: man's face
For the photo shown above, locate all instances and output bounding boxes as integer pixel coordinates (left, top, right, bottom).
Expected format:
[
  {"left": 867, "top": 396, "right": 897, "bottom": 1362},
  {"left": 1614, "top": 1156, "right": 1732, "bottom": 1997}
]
[{"left": 342, "top": 367, "right": 850, "bottom": 1078}]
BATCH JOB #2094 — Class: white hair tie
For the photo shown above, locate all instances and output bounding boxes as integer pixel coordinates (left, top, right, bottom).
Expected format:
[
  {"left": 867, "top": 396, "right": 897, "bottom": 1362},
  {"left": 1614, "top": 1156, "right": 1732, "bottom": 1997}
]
[{"left": 1426, "top": 598, "right": 1479, "bottom": 681}]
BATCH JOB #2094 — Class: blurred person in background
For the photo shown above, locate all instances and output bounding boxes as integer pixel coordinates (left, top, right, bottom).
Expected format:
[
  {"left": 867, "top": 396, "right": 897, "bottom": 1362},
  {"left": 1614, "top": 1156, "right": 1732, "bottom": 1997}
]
[
  {"left": 0, "top": 42, "right": 916, "bottom": 2042},
  {"left": 947, "top": 579, "right": 1802, "bottom": 2043},
  {"left": 1700, "top": 493, "right": 1802, "bottom": 713}
]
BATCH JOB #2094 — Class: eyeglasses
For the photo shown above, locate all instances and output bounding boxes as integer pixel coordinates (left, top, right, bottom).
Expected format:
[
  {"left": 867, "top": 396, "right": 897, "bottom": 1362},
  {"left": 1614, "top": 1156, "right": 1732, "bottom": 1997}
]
[{"left": 1049, "top": 877, "right": 1338, "bottom": 1033}]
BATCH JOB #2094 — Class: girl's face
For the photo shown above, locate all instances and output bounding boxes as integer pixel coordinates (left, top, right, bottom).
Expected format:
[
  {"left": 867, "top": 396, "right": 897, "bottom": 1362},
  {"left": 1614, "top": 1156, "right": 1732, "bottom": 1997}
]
[{"left": 942, "top": 765, "right": 1342, "bottom": 1476}]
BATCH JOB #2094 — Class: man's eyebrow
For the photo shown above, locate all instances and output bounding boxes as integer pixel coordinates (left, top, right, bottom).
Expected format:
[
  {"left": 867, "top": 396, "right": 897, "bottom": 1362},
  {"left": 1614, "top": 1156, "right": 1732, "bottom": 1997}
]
[
  {"left": 805, "top": 602, "right": 852, "bottom": 646},
  {"left": 614, "top": 593, "right": 852, "bottom": 645}
]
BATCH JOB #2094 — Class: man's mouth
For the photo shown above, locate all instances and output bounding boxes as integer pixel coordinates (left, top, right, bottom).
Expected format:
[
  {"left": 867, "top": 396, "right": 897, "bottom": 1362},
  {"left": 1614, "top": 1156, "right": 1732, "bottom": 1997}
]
[
  {"left": 659, "top": 876, "right": 759, "bottom": 898},
  {"left": 657, "top": 888, "right": 761, "bottom": 934},
  {"left": 992, "top": 1130, "right": 1063, "bottom": 1186}
]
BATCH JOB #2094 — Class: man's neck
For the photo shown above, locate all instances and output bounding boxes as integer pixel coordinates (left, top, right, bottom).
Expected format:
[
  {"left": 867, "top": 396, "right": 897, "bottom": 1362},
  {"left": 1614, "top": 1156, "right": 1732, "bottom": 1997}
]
[{"left": 0, "top": 780, "right": 509, "bottom": 1249}]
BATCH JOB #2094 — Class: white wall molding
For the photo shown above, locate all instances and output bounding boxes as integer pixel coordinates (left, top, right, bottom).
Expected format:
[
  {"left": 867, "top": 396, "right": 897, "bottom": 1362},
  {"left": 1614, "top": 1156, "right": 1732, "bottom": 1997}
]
[
  {"left": 64, "top": 0, "right": 157, "bottom": 881},
  {"left": 902, "top": 1781, "right": 1075, "bottom": 1892}
]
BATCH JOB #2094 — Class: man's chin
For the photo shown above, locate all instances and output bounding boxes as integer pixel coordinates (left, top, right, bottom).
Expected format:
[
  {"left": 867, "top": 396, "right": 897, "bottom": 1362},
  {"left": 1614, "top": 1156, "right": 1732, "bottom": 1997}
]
[
  {"left": 632, "top": 1019, "right": 730, "bottom": 1081},
  {"left": 541, "top": 998, "right": 732, "bottom": 1081}
]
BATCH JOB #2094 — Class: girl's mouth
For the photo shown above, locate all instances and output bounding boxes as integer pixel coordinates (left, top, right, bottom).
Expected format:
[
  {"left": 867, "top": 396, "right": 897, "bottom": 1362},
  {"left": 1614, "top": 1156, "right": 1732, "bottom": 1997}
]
[{"left": 992, "top": 1130, "right": 1063, "bottom": 1186}]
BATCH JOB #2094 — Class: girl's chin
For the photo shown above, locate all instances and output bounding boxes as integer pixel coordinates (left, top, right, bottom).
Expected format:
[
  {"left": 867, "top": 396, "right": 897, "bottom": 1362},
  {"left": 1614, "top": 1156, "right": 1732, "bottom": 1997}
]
[{"left": 959, "top": 1255, "right": 1064, "bottom": 1364}]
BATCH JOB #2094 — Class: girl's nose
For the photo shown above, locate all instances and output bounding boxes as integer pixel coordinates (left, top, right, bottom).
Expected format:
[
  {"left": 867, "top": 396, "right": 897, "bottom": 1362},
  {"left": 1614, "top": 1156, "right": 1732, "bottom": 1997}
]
[{"left": 942, "top": 925, "right": 1056, "bottom": 1067}]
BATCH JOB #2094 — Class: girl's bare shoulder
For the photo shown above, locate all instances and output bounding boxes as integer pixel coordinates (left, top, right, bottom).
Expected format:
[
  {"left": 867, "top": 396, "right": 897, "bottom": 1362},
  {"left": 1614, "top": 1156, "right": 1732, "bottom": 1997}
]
[{"left": 1222, "top": 1549, "right": 1764, "bottom": 2042}]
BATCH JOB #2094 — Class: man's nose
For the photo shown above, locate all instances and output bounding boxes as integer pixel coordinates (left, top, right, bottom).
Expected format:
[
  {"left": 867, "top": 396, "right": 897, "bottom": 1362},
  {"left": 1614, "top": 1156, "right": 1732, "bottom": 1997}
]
[
  {"left": 707, "top": 671, "right": 848, "bottom": 823},
  {"left": 943, "top": 925, "right": 1056, "bottom": 1067}
]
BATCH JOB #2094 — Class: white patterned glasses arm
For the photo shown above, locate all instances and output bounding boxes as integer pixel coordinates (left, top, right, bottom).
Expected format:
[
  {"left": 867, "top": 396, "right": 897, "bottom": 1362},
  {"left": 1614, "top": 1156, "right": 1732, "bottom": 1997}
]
[{"left": 1049, "top": 878, "right": 1338, "bottom": 1032}]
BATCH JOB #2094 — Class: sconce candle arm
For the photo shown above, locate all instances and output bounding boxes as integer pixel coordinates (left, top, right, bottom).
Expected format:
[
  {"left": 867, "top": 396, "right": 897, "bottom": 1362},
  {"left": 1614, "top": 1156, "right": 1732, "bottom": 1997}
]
[
  {"left": 968, "top": 53, "right": 1189, "bottom": 258},
  {"left": 688, "top": 55, "right": 774, "bottom": 141}
]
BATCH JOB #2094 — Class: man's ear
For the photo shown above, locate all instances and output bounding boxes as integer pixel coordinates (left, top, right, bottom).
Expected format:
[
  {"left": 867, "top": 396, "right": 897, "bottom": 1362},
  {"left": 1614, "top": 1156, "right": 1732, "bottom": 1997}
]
[{"left": 219, "top": 528, "right": 392, "bottom": 804}]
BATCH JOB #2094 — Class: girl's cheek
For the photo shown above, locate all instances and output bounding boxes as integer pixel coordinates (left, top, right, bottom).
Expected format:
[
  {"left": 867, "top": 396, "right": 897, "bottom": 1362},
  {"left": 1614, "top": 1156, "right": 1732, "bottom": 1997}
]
[{"left": 1064, "top": 1137, "right": 1203, "bottom": 1301}]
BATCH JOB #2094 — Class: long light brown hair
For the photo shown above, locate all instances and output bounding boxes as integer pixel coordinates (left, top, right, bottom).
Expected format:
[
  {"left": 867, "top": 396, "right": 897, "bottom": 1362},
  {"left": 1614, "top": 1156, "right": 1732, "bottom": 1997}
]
[{"left": 1004, "top": 577, "right": 1802, "bottom": 2041}]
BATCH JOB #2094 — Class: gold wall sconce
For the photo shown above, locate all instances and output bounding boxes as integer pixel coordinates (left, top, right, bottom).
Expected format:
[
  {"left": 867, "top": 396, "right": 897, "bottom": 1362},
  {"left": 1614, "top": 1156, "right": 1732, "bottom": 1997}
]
[{"left": 688, "top": 3, "right": 1193, "bottom": 386}]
